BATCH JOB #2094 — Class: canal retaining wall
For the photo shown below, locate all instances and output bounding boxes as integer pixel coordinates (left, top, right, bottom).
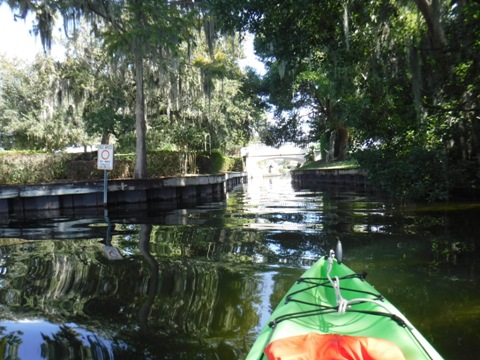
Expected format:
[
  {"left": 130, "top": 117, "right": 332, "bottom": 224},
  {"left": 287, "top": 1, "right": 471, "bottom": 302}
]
[
  {"left": 291, "top": 168, "right": 370, "bottom": 190},
  {"left": 0, "top": 173, "right": 247, "bottom": 215}
]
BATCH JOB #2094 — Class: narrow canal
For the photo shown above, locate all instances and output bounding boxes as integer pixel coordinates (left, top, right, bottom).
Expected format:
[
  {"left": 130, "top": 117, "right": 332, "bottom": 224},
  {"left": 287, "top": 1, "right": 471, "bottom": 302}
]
[{"left": 0, "top": 175, "right": 479, "bottom": 359}]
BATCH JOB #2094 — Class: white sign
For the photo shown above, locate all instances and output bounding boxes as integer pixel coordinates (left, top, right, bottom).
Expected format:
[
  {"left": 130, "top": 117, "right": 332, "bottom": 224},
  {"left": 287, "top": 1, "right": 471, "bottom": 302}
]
[{"left": 97, "top": 144, "right": 114, "bottom": 170}]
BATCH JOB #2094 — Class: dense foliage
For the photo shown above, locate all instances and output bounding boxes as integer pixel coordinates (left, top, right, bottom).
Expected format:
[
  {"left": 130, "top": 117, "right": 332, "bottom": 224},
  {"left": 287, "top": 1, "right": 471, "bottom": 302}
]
[
  {"left": 0, "top": 0, "right": 266, "bottom": 178},
  {"left": 206, "top": 0, "right": 480, "bottom": 201},
  {"left": 1, "top": 0, "right": 479, "bottom": 200}
]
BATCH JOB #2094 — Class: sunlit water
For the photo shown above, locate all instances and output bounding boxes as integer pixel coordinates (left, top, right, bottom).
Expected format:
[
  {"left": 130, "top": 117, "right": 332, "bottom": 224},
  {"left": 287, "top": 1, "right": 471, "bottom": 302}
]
[{"left": 0, "top": 175, "right": 479, "bottom": 359}]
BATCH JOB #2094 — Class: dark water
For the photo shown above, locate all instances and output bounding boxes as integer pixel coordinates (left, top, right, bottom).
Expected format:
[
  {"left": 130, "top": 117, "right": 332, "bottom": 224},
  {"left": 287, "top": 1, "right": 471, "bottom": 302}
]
[{"left": 0, "top": 176, "right": 479, "bottom": 359}]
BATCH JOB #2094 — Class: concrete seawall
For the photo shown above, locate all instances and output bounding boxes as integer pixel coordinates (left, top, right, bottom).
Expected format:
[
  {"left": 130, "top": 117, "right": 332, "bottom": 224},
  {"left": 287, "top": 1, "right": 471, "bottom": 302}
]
[
  {"left": 291, "top": 168, "right": 369, "bottom": 190},
  {"left": 0, "top": 173, "right": 247, "bottom": 215}
]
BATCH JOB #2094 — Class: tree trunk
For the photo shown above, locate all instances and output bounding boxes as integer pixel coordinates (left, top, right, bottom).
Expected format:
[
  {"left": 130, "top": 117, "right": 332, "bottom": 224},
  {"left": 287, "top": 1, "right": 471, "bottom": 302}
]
[
  {"left": 137, "top": 224, "right": 157, "bottom": 334},
  {"left": 336, "top": 126, "right": 349, "bottom": 160},
  {"left": 413, "top": 0, "right": 447, "bottom": 50},
  {"left": 409, "top": 45, "right": 422, "bottom": 122},
  {"left": 101, "top": 131, "right": 111, "bottom": 145},
  {"left": 134, "top": 40, "right": 148, "bottom": 179}
]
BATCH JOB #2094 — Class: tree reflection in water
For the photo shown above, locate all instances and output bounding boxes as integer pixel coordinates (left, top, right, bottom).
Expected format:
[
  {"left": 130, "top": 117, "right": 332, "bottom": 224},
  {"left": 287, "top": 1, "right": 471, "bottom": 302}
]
[
  {"left": 0, "top": 177, "right": 479, "bottom": 359},
  {"left": 0, "top": 222, "right": 277, "bottom": 359}
]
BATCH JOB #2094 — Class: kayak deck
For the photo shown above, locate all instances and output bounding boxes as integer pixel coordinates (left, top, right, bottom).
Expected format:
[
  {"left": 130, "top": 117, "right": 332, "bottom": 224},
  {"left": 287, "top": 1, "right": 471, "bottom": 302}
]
[{"left": 246, "top": 256, "right": 443, "bottom": 360}]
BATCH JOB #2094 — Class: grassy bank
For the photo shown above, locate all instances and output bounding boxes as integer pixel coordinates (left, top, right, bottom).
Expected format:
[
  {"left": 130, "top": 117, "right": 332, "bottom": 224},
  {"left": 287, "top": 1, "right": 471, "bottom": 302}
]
[{"left": 295, "top": 159, "right": 359, "bottom": 171}]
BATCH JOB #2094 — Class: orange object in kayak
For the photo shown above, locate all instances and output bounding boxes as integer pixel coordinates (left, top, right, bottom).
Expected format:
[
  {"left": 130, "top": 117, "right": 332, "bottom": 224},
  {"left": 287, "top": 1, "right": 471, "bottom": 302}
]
[
  {"left": 246, "top": 244, "right": 443, "bottom": 360},
  {"left": 264, "top": 333, "right": 406, "bottom": 360}
]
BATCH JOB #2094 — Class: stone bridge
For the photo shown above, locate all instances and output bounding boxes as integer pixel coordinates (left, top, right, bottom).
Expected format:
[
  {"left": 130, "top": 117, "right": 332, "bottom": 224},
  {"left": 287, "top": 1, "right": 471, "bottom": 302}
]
[{"left": 241, "top": 143, "right": 307, "bottom": 177}]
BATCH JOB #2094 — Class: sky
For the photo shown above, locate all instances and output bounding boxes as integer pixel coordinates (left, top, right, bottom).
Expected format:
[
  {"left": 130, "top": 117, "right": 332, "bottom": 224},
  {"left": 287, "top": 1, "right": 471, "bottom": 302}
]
[
  {"left": 0, "top": 3, "right": 65, "bottom": 61},
  {"left": 238, "top": 33, "right": 265, "bottom": 75},
  {"left": 0, "top": 3, "right": 265, "bottom": 73}
]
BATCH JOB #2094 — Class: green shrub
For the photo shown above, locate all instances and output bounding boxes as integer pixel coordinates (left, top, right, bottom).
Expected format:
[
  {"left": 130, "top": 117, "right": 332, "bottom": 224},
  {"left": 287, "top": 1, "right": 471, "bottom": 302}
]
[
  {"left": 231, "top": 157, "right": 244, "bottom": 172},
  {"left": 0, "top": 152, "right": 70, "bottom": 184},
  {"left": 197, "top": 151, "right": 243, "bottom": 173},
  {"left": 148, "top": 151, "right": 183, "bottom": 177},
  {"left": 0, "top": 150, "right": 242, "bottom": 184},
  {"left": 354, "top": 145, "right": 452, "bottom": 202}
]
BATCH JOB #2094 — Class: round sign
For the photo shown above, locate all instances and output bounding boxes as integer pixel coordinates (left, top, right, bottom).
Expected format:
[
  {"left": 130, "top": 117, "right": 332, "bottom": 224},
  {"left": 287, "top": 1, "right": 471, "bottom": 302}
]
[
  {"left": 97, "top": 145, "right": 114, "bottom": 170},
  {"left": 101, "top": 149, "right": 111, "bottom": 160}
]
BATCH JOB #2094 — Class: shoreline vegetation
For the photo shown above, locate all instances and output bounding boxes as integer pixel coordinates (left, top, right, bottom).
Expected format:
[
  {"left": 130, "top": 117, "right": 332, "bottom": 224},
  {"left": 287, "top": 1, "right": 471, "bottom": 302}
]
[
  {"left": 295, "top": 157, "right": 479, "bottom": 201},
  {"left": 295, "top": 159, "right": 359, "bottom": 171},
  {"left": 2, "top": 151, "right": 478, "bottom": 202},
  {"left": 0, "top": 150, "right": 242, "bottom": 185},
  {"left": 0, "top": 150, "right": 359, "bottom": 187}
]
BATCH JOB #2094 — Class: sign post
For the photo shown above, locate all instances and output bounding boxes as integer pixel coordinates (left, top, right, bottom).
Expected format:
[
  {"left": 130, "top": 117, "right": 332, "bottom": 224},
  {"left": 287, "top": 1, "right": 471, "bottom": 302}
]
[
  {"left": 97, "top": 144, "right": 114, "bottom": 207},
  {"left": 102, "top": 208, "right": 123, "bottom": 260}
]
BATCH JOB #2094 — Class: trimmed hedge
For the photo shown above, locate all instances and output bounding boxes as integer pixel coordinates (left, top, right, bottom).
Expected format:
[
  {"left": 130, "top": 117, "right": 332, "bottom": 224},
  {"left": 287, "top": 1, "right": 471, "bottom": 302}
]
[
  {"left": 0, "top": 152, "right": 68, "bottom": 184},
  {"left": 0, "top": 150, "right": 243, "bottom": 185}
]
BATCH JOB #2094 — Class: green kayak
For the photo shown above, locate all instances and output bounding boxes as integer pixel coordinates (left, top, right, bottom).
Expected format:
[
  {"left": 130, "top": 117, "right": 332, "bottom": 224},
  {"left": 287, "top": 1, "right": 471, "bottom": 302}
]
[{"left": 246, "top": 243, "right": 443, "bottom": 360}]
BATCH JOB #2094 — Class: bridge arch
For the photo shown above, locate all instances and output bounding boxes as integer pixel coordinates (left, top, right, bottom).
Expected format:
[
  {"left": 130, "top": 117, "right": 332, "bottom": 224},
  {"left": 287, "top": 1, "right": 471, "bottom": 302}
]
[{"left": 242, "top": 143, "right": 307, "bottom": 177}]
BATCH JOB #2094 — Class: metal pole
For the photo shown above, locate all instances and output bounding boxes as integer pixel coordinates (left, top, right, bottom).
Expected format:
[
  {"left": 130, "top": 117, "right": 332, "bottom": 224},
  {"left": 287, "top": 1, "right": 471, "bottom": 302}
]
[
  {"left": 104, "top": 208, "right": 112, "bottom": 246},
  {"left": 103, "top": 169, "right": 108, "bottom": 207}
]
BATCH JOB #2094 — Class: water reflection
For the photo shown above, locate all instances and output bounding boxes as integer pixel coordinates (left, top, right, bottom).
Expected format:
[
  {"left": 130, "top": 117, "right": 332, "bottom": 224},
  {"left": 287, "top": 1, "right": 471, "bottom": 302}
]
[
  {"left": 0, "top": 175, "right": 479, "bottom": 359},
  {"left": 0, "top": 237, "right": 268, "bottom": 358}
]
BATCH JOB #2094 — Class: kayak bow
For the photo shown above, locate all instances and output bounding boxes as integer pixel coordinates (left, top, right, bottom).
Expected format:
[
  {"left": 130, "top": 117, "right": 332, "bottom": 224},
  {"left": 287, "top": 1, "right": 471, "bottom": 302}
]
[{"left": 246, "top": 243, "right": 443, "bottom": 360}]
